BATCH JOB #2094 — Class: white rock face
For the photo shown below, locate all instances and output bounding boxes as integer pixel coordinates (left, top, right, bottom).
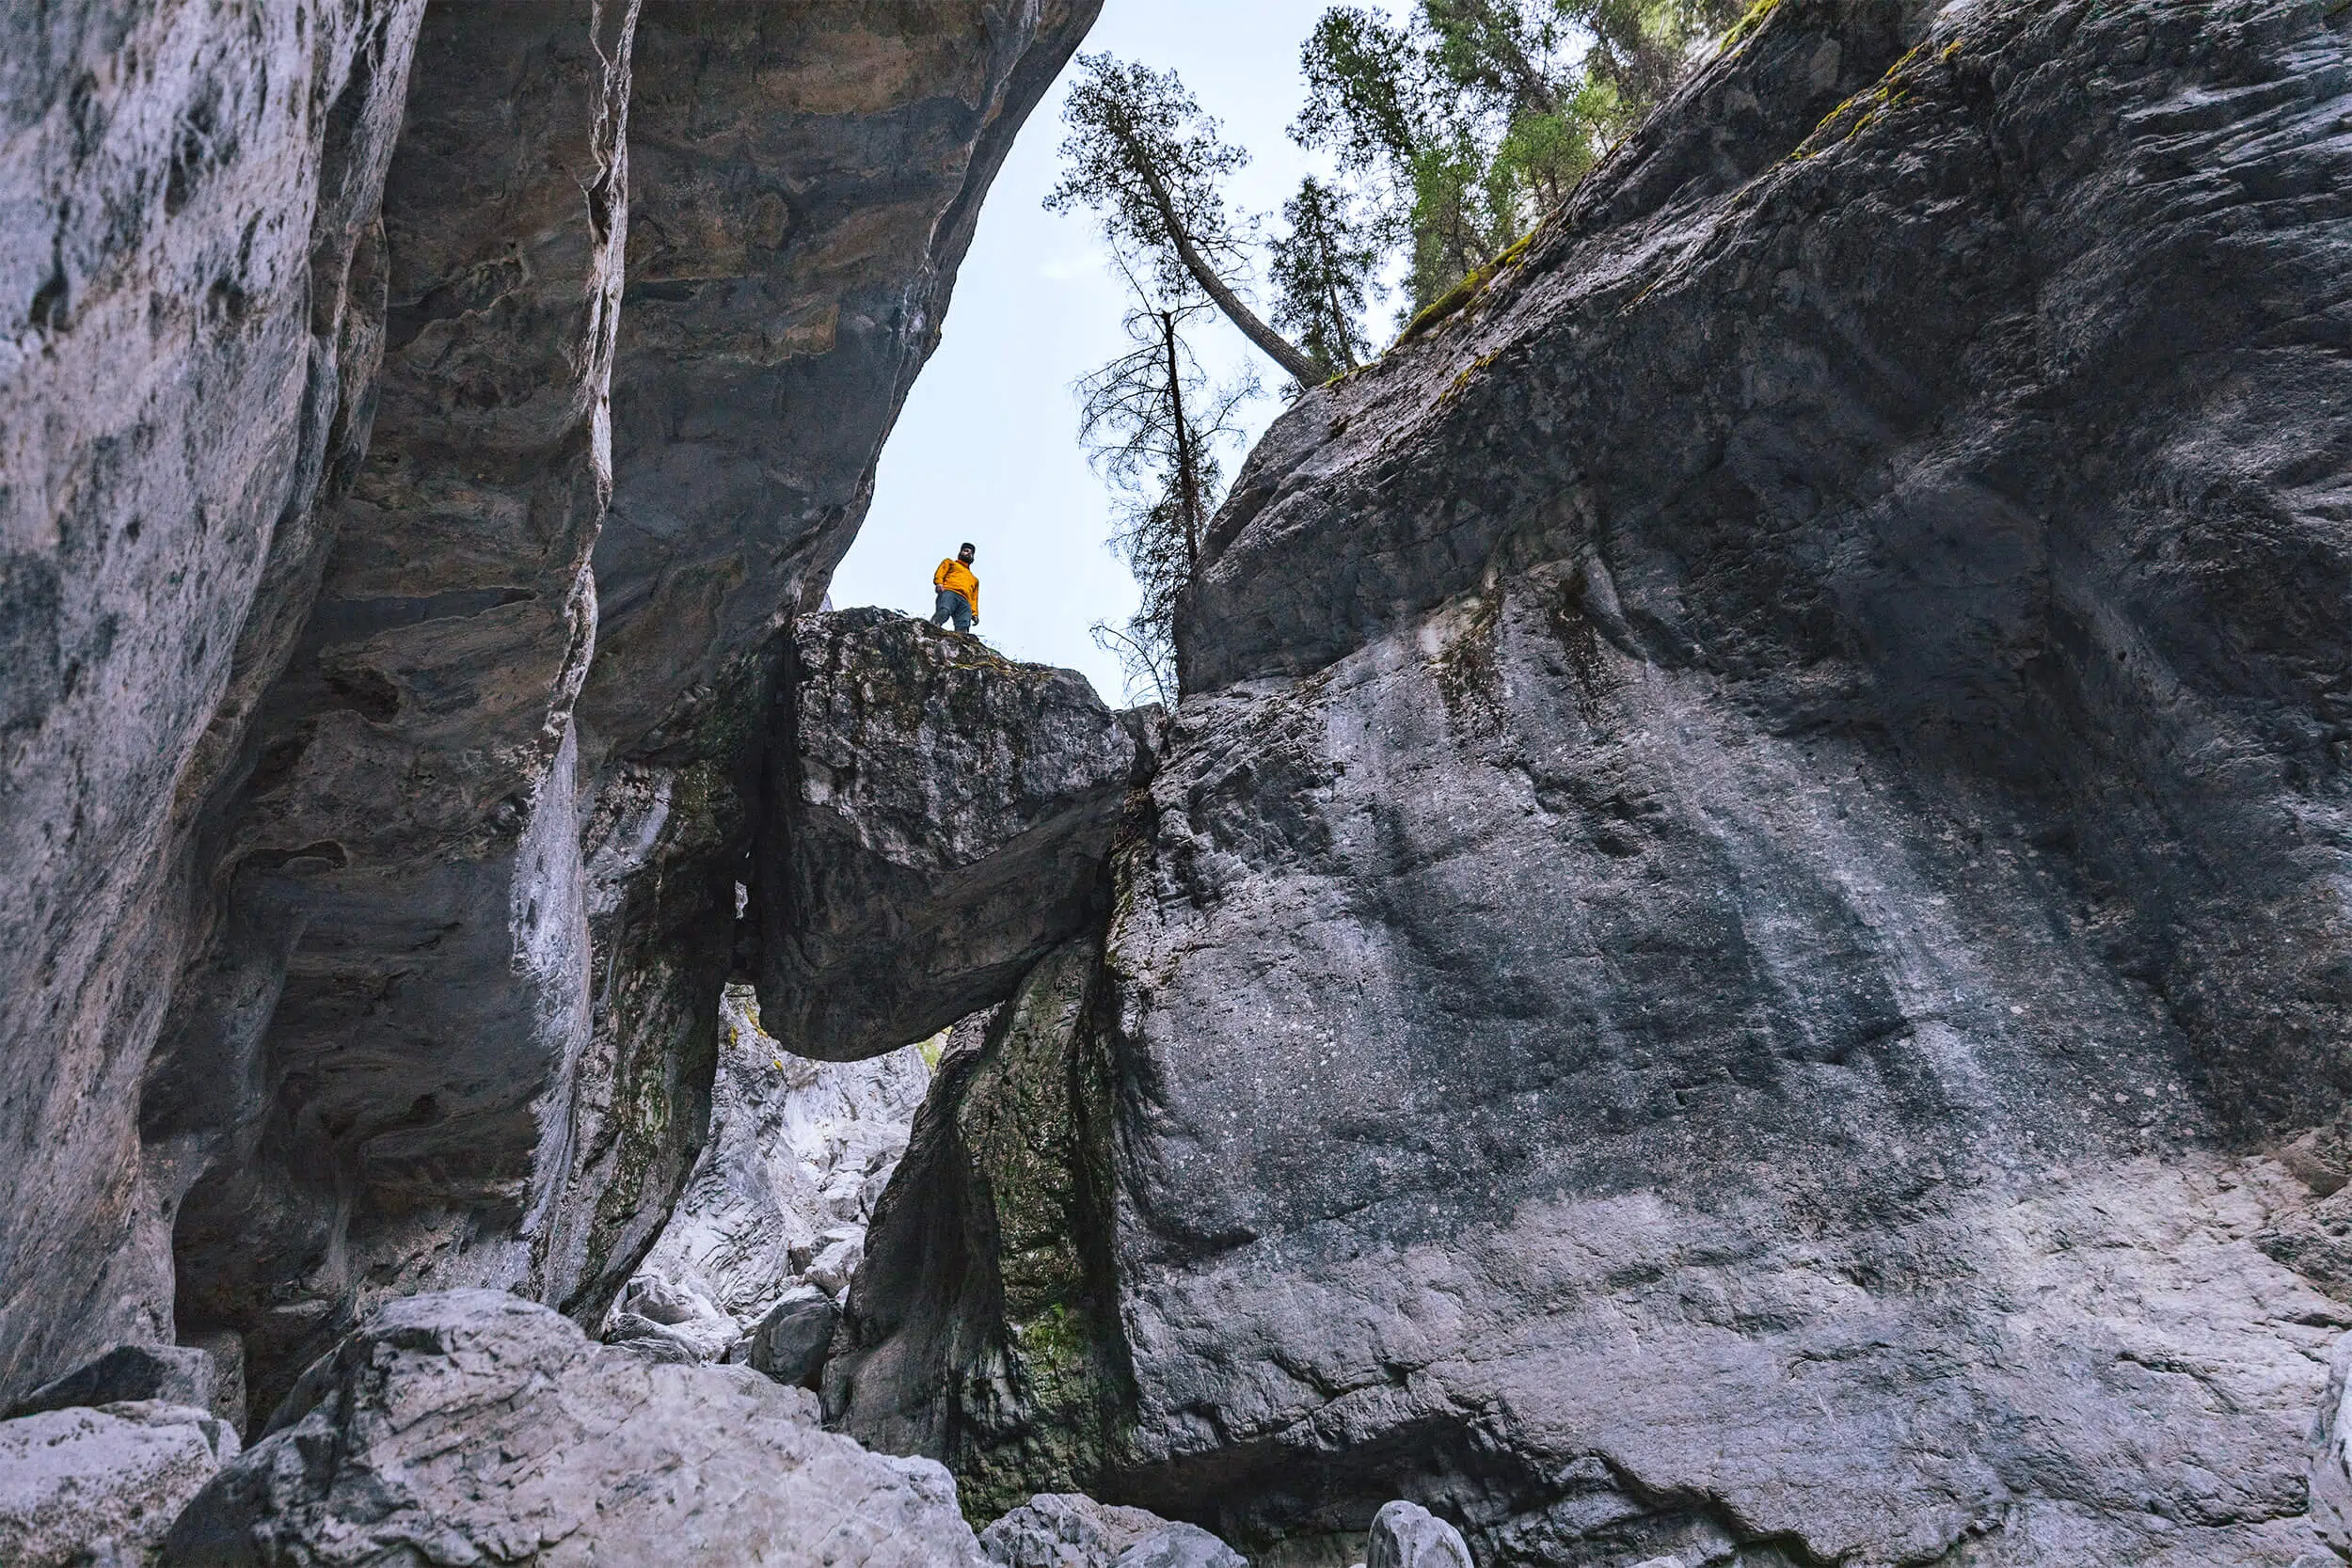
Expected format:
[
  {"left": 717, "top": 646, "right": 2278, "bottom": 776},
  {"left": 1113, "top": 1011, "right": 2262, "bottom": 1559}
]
[
  {"left": 1367, "top": 1502, "right": 1473, "bottom": 1568},
  {"left": 0, "top": 1400, "right": 239, "bottom": 1567},
  {"left": 611, "top": 987, "right": 936, "bottom": 1358}
]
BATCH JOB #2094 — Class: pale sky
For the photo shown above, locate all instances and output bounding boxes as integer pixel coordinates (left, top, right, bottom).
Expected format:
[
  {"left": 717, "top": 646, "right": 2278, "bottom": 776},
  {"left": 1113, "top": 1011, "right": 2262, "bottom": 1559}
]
[{"left": 829, "top": 0, "right": 1404, "bottom": 705}]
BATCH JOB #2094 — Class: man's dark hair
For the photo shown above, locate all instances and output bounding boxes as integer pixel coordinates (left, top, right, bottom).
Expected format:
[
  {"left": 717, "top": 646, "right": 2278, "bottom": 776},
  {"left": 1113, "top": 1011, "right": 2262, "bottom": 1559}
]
[{"left": 960, "top": 542, "right": 975, "bottom": 552}]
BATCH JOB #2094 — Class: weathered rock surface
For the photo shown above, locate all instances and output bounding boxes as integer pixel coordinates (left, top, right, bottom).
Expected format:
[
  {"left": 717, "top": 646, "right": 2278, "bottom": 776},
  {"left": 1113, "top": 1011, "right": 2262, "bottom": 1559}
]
[
  {"left": 0, "top": 1400, "right": 239, "bottom": 1567},
  {"left": 833, "top": 935, "right": 1126, "bottom": 1519},
  {"left": 1365, "top": 1502, "right": 1472, "bottom": 1568},
  {"left": 2313, "top": 1335, "right": 2352, "bottom": 1557},
  {"left": 981, "top": 1492, "right": 1248, "bottom": 1568},
  {"left": 867, "top": 3, "right": 2352, "bottom": 1564},
  {"left": 162, "top": 1288, "right": 987, "bottom": 1566},
  {"left": 0, "top": 0, "right": 425, "bottom": 1407},
  {"left": 0, "top": 0, "right": 1103, "bottom": 1419},
  {"left": 151, "top": 0, "right": 643, "bottom": 1430},
  {"left": 756, "top": 610, "right": 1143, "bottom": 1061},
  {"left": 614, "top": 985, "right": 942, "bottom": 1370}
]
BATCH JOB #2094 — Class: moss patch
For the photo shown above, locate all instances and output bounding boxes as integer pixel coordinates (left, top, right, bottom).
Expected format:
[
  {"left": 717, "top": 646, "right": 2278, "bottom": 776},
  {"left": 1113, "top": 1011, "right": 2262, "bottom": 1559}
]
[
  {"left": 1720, "top": 0, "right": 1783, "bottom": 53},
  {"left": 936, "top": 939, "right": 1130, "bottom": 1522}
]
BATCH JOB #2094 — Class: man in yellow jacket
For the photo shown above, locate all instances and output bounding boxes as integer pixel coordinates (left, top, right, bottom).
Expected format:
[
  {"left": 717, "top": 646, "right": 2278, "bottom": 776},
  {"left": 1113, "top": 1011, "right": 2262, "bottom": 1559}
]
[{"left": 930, "top": 542, "right": 979, "bottom": 635}]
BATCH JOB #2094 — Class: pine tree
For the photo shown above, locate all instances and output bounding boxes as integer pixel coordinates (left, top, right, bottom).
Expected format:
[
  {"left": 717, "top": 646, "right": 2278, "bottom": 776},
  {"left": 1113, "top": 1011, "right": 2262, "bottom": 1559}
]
[
  {"left": 1074, "top": 257, "right": 1262, "bottom": 704},
  {"left": 1049, "top": 55, "right": 1330, "bottom": 388},
  {"left": 1270, "top": 177, "right": 1382, "bottom": 378},
  {"left": 1295, "top": 0, "right": 1746, "bottom": 314}
]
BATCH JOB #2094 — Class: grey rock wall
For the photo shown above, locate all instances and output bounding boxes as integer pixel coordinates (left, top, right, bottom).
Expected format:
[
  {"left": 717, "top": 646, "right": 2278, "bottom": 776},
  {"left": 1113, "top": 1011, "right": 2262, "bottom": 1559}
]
[
  {"left": 0, "top": 0, "right": 426, "bottom": 1410},
  {"left": 833, "top": 935, "right": 1127, "bottom": 1521},
  {"left": 866, "top": 2, "right": 2352, "bottom": 1564},
  {"left": 155, "top": 0, "right": 642, "bottom": 1426}
]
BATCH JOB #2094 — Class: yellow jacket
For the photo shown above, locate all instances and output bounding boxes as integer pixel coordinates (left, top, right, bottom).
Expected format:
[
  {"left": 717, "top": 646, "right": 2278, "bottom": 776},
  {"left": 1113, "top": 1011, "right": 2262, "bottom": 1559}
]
[{"left": 933, "top": 558, "right": 979, "bottom": 616}]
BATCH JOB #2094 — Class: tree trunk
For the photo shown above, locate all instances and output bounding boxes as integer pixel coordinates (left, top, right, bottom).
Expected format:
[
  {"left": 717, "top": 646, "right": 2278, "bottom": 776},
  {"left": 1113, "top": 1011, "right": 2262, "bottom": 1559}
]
[
  {"left": 1162, "top": 309, "right": 1203, "bottom": 573},
  {"left": 1135, "top": 160, "right": 1329, "bottom": 387}
]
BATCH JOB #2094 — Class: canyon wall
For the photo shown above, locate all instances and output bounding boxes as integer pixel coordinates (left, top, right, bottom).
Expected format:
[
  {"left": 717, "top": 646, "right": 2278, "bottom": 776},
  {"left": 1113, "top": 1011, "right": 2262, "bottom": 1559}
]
[
  {"left": 844, "top": 2, "right": 2352, "bottom": 1563},
  {"left": 0, "top": 0, "right": 1101, "bottom": 1418},
  {"left": 10, "top": 1, "right": 2352, "bottom": 1562},
  {"left": 0, "top": 0, "right": 428, "bottom": 1406}
]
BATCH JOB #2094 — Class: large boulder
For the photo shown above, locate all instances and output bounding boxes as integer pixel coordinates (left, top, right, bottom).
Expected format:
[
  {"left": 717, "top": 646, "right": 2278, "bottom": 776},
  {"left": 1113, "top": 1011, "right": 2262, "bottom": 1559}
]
[
  {"left": 755, "top": 610, "right": 1144, "bottom": 1061},
  {"left": 163, "top": 1289, "right": 987, "bottom": 1566},
  {"left": 0, "top": 1400, "right": 239, "bottom": 1567}
]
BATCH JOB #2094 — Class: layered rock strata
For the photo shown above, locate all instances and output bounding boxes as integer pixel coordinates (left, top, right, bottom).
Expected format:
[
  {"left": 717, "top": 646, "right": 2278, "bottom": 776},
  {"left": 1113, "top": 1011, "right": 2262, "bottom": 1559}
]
[
  {"left": 0, "top": 0, "right": 1102, "bottom": 1418},
  {"left": 856, "top": 2, "right": 2352, "bottom": 1564},
  {"left": 756, "top": 610, "right": 1144, "bottom": 1062}
]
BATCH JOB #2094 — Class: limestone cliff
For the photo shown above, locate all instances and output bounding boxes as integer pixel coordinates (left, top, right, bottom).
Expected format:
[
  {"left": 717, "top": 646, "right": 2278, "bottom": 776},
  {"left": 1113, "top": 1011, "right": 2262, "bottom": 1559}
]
[
  {"left": 842, "top": 3, "right": 2352, "bottom": 1563},
  {"left": 0, "top": 0, "right": 428, "bottom": 1406}
]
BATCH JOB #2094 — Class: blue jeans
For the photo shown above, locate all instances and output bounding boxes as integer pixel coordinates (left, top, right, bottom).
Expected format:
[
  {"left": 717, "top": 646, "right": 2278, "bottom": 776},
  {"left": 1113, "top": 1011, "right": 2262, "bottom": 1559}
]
[{"left": 930, "top": 589, "right": 972, "bottom": 634}]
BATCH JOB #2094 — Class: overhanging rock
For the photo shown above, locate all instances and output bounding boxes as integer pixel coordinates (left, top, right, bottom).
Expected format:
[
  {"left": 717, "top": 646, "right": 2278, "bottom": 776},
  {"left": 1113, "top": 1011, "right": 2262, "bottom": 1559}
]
[{"left": 755, "top": 610, "right": 1146, "bottom": 1062}]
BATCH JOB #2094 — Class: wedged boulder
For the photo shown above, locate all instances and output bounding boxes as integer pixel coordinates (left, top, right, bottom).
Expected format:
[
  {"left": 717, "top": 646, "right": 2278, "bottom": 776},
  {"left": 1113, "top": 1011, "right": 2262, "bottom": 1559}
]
[
  {"left": 0, "top": 1401, "right": 239, "bottom": 1567},
  {"left": 755, "top": 610, "right": 1143, "bottom": 1061},
  {"left": 983, "top": 1493, "right": 1247, "bottom": 1568},
  {"left": 163, "top": 1289, "right": 986, "bottom": 1566}
]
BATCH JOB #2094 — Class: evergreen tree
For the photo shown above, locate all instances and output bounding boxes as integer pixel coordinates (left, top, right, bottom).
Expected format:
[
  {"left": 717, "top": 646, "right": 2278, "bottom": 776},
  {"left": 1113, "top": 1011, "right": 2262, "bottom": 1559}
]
[
  {"left": 1270, "top": 176, "right": 1382, "bottom": 377},
  {"left": 1295, "top": 0, "right": 1745, "bottom": 313},
  {"left": 1050, "top": 55, "right": 1330, "bottom": 387},
  {"left": 1074, "top": 257, "right": 1262, "bottom": 704}
]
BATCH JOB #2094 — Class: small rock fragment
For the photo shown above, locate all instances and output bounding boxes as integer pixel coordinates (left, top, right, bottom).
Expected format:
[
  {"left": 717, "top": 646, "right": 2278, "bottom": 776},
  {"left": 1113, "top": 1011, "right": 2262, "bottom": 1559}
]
[{"left": 748, "top": 1286, "right": 840, "bottom": 1386}]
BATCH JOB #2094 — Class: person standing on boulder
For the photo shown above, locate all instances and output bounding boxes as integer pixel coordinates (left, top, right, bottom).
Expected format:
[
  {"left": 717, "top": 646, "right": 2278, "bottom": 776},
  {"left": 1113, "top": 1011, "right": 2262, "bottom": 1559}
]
[{"left": 930, "top": 542, "right": 979, "bottom": 635}]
